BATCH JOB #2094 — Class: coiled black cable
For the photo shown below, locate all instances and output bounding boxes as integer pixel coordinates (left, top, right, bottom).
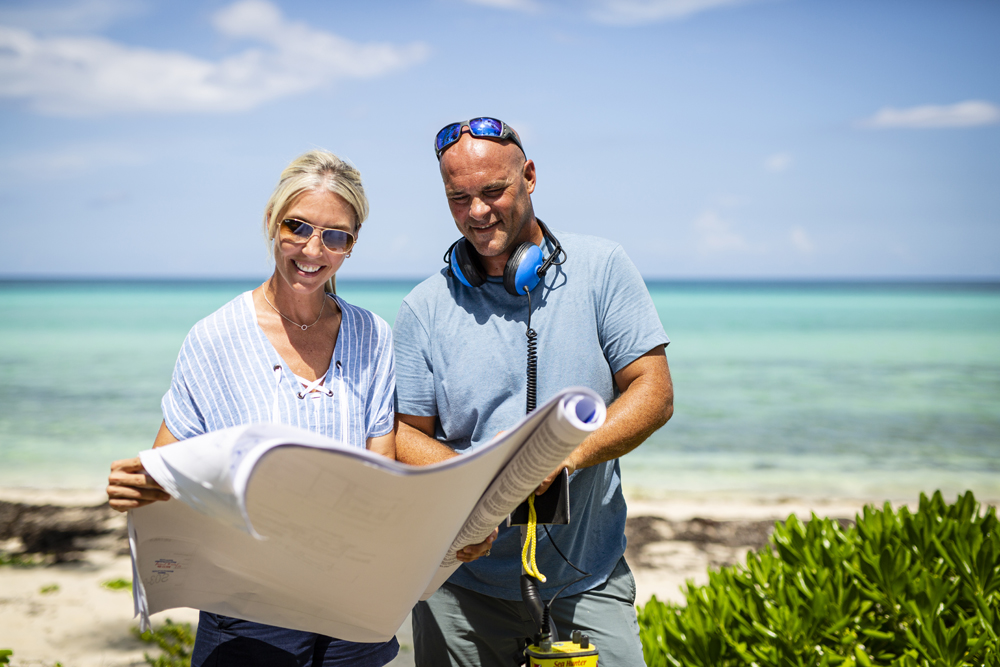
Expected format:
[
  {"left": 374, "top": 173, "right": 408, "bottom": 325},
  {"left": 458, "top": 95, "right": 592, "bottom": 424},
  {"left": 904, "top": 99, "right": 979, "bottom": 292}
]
[
  {"left": 525, "top": 286, "right": 538, "bottom": 414},
  {"left": 519, "top": 240, "right": 586, "bottom": 643}
]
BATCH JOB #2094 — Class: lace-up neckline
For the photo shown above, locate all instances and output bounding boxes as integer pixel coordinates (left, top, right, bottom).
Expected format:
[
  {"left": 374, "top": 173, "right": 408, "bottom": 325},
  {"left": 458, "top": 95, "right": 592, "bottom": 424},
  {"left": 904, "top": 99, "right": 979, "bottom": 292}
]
[{"left": 293, "top": 373, "right": 334, "bottom": 399}]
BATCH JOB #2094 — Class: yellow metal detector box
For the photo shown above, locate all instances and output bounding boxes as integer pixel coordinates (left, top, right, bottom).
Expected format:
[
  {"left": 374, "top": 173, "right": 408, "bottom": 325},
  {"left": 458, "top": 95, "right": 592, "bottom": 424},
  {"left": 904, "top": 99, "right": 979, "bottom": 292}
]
[{"left": 524, "top": 640, "right": 599, "bottom": 667}]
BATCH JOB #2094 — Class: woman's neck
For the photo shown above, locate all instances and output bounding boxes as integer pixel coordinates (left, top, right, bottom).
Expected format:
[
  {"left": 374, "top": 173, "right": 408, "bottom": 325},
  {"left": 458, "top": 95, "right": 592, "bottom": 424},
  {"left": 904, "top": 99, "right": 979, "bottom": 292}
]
[{"left": 265, "top": 275, "right": 330, "bottom": 326}]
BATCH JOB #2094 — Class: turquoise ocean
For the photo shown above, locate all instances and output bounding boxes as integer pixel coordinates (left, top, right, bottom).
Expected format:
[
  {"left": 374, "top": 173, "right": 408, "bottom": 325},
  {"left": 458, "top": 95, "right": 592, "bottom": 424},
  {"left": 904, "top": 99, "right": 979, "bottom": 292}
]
[{"left": 1, "top": 279, "right": 998, "bottom": 501}]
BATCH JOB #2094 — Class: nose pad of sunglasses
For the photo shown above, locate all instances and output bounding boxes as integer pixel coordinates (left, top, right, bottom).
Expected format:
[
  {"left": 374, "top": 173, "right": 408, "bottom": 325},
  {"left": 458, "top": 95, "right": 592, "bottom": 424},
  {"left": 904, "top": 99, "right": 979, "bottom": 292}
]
[{"left": 293, "top": 230, "right": 325, "bottom": 253}]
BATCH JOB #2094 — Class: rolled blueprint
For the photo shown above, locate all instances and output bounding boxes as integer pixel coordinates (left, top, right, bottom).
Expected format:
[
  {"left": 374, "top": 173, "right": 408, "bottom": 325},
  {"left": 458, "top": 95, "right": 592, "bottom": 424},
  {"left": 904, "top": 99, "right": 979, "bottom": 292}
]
[
  {"left": 129, "top": 387, "right": 606, "bottom": 643},
  {"left": 437, "top": 391, "right": 605, "bottom": 568}
]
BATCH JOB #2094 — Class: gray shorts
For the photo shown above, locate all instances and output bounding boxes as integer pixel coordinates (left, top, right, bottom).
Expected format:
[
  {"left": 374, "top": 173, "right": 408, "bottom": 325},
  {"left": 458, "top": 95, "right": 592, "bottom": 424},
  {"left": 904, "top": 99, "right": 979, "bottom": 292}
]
[{"left": 412, "top": 557, "right": 645, "bottom": 666}]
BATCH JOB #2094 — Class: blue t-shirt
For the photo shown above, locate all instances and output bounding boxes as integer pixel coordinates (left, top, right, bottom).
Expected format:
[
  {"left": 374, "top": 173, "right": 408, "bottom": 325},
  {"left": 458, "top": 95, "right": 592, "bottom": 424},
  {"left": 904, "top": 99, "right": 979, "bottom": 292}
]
[{"left": 394, "top": 229, "right": 669, "bottom": 599}]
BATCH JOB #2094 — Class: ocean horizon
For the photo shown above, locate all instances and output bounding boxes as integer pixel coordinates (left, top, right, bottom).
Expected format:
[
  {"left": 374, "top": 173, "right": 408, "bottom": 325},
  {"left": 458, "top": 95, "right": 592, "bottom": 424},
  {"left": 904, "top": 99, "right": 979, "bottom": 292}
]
[{"left": 1, "top": 277, "right": 998, "bottom": 502}]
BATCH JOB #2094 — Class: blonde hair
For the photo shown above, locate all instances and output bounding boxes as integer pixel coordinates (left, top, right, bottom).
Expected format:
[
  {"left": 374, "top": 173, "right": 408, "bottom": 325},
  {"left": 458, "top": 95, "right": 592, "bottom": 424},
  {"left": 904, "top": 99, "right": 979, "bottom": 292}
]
[{"left": 263, "top": 150, "right": 369, "bottom": 294}]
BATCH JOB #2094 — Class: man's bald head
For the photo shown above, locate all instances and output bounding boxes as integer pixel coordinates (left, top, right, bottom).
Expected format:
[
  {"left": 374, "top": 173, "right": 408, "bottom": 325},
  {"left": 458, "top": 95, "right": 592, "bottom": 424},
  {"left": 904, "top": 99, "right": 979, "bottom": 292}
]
[
  {"left": 439, "top": 128, "right": 525, "bottom": 175},
  {"left": 437, "top": 127, "right": 540, "bottom": 276}
]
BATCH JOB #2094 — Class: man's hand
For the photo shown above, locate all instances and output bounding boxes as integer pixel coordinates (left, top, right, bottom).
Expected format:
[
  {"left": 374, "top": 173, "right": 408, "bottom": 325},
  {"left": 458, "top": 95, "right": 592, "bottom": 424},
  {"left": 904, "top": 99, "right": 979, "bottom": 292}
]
[
  {"left": 536, "top": 455, "right": 577, "bottom": 495},
  {"left": 107, "top": 457, "right": 171, "bottom": 512},
  {"left": 456, "top": 527, "right": 499, "bottom": 562}
]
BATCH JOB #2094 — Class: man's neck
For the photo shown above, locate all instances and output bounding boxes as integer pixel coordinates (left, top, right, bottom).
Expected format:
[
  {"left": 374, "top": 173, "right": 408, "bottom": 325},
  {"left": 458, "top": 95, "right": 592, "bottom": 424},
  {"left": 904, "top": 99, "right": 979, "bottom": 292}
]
[{"left": 483, "top": 217, "right": 542, "bottom": 276}]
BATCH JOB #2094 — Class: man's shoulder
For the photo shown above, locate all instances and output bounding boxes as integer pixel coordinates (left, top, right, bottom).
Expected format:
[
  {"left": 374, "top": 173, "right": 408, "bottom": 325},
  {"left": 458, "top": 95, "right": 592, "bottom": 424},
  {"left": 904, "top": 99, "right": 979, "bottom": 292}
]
[
  {"left": 401, "top": 268, "right": 451, "bottom": 307},
  {"left": 548, "top": 229, "right": 644, "bottom": 287},
  {"left": 553, "top": 228, "right": 620, "bottom": 249},
  {"left": 550, "top": 228, "right": 624, "bottom": 263}
]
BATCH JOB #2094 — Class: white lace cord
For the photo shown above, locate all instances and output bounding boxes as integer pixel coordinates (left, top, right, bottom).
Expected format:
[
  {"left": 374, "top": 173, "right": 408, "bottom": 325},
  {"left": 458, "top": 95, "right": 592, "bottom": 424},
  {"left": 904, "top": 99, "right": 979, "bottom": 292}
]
[
  {"left": 297, "top": 375, "right": 334, "bottom": 399},
  {"left": 271, "top": 363, "right": 333, "bottom": 424},
  {"left": 336, "top": 359, "right": 347, "bottom": 444},
  {"left": 271, "top": 364, "right": 283, "bottom": 424}
]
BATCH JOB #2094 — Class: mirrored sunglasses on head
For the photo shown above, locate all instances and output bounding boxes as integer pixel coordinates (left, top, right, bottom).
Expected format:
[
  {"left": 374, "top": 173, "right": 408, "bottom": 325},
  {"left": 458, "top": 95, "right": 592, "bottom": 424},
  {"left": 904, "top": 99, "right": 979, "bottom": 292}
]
[
  {"left": 434, "top": 117, "right": 524, "bottom": 160},
  {"left": 279, "top": 219, "right": 355, "bottom": 254}
]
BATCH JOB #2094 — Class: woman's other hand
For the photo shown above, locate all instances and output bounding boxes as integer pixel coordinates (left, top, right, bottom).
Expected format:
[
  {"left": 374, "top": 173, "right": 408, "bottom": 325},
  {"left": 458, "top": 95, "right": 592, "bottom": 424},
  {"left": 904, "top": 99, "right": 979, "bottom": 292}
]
[
  {"left": 107, "top": 457, "right": 171, "bottom": 512},
  {"left": 456, "top": 527, "right": 499, "bottom": 563}
]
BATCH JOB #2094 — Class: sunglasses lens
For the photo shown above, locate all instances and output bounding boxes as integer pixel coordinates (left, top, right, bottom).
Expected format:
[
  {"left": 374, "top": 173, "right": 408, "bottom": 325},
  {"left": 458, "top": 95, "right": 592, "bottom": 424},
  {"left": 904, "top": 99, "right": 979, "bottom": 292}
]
[
  {"left": 468, "top": 117, "right": 503, "bottom": 137},
  {"left": 280, "top": 219, "right": 313, "bottom": 241},
  {"left": 435, "top": 123, "right": 464, "bottom": 153},
  {"left": 321, "top": 230, "right": 354, "bottom": 253}
]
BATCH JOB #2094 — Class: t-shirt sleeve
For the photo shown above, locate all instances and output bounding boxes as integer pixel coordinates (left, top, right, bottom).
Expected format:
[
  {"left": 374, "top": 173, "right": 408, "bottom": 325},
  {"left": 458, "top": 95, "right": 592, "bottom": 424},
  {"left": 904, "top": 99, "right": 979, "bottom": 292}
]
[
  {"left": 598, "top": 245, "right": 670, "bottom": 375},
  {"left": 160, "top": 334, "right": 208, "bottom": 440},
  {"left": 366, "top": 317, "right": 396, "bottom": 439},
  {"left": 393, "top": 300, "right": 438, "bottom": 418}
]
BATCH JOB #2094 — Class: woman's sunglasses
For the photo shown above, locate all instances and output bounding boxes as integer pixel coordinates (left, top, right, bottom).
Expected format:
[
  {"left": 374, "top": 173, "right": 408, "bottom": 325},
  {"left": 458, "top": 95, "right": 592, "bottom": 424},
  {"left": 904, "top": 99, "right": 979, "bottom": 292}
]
[
  {"left": 434, "top": 117, "right": 524, "bottom": 160},
  {"left": 279, "top": 219, "right": 356, "bottom": 254}
]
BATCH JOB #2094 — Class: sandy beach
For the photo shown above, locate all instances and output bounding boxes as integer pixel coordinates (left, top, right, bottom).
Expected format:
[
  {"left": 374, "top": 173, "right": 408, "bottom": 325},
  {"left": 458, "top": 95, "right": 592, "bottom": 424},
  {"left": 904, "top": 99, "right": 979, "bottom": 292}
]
[{"left": 0, "top": 488, "right": 927, "bottom": 667}]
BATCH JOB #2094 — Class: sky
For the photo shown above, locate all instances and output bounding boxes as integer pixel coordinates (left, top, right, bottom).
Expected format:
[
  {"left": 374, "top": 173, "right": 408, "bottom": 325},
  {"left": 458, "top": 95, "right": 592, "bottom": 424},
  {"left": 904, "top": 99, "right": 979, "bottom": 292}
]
[{"left": 0, "top": 0, "right": 997, "bottom": 280}]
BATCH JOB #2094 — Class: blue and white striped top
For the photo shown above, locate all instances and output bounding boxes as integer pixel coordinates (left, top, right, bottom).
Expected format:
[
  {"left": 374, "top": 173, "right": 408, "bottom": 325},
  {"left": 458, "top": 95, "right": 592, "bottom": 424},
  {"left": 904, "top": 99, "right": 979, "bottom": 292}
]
[{"left": 162, "top": 291, "right": 394, "bottom": 448}]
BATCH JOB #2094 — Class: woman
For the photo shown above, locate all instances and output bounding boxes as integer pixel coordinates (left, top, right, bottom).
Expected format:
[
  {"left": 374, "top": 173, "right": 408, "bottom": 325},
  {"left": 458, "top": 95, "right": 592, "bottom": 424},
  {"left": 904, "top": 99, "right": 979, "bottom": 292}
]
[{"left": 107, "top": 149, "right": 399, "bottom": 666}]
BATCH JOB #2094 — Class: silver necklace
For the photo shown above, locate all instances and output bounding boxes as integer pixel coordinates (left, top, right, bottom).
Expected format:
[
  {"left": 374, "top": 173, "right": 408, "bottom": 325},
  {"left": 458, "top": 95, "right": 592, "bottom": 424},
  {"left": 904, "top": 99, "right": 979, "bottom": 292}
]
[{"left": 262, "top": 287, "right": 325, "bottom": 331}]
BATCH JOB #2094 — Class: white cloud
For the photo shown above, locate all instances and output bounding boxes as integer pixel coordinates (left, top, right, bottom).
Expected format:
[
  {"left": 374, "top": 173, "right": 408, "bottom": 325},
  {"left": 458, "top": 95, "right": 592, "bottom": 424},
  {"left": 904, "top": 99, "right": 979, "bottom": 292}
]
[
  {"left": 0, "top": 0, "right": 140, "bottom": 33},
  {"left": 858, "top": 100, "right": 1000, "bottom": 129},
  {"left": 764, "top": 152, "right": 792, "bottom": 173},
  {"left": 460, "top": 0, "right": 542, "bottom": 12},
  {"left": 588, "top": 0, "right": 765, "bottom": 25},
  {"left": 0, "top": 144, "right": 146, "bottom": 178},
  {"left": 694, "top": 210, "right": 754, "bottom": 253},
  {"left": 0, "top": 0, "right": 429, "bottom": 116},
  {"left": 789, "top": 226, "right": 814, "bottom": 253}
]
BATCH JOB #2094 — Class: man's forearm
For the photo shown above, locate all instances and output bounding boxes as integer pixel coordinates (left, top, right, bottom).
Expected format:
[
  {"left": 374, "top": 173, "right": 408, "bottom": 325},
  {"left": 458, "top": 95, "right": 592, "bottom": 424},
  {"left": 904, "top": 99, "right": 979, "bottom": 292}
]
[
  {"left": 571, "top": 350, "right": 673, "bottom": 471},
  {"left": 394, "top": 417, "right": 458, "bottom": 466}
]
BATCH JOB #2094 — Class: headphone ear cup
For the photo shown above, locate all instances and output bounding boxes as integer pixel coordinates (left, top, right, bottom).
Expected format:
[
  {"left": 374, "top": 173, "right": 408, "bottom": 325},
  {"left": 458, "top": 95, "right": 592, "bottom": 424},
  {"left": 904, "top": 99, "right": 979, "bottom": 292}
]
[
  {"left": 503, "top": 242, "right": 545, "bottom": 296},
  {"left": 451, "top": 239, "right": 487, "bottom": 288}
]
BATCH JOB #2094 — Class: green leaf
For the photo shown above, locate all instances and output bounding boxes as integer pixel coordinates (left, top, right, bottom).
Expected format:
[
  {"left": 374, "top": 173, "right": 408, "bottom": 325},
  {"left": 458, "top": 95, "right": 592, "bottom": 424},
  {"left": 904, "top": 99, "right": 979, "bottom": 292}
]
[
  {"left": 861, "top": 628, "right": 894, "bottom": 641},
  {"left": 853, "top": 644, "right": 874, "bottom": 667}
]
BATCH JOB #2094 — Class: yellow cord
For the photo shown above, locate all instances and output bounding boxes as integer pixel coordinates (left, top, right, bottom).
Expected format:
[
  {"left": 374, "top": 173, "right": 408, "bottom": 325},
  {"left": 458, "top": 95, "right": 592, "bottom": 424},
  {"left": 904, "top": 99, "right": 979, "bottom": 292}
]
[{"left": 521, "top": 494, "right": 546, "bottom": 582}]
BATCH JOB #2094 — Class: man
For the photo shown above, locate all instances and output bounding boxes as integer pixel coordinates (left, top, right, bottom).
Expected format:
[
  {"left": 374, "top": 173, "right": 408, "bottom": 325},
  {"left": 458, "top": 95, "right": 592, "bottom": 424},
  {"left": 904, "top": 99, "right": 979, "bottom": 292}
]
[{"left": 393, "top": 117, "right": 673, "bottom": 666}]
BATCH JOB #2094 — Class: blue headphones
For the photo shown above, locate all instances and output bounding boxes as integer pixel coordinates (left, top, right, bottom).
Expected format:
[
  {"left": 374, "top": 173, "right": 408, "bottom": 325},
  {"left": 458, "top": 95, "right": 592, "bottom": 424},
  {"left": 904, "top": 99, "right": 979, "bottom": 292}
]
[{"left": 444, "top": 220, "right": 565, "bottom": 296}]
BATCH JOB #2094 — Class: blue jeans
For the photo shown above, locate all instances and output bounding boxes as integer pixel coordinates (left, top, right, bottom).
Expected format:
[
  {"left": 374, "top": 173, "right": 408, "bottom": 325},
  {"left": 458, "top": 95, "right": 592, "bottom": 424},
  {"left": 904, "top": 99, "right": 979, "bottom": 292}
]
[
  {"left": 412, "top": 556, "right": 645, "bottom": 667},
  {"left": 192, "top": 612, "right": 399, "bottom": 667}
]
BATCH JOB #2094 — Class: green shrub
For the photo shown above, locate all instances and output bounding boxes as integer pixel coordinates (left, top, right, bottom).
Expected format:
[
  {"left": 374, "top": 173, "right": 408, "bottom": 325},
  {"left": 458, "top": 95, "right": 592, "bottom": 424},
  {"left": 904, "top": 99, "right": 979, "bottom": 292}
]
[
  {"left": 102, "top": 577, "right": 132, "bottom": 591},
  {"left": 637, "top": 490, "right": 1000, "bottom": 667},
  {"left": 0, "top": 552, "right": 40, "bottom": 567},
  {"left": 132, "top": 618, "right": 196, "bottom": 667},
  {"left": 0, "top": 649, "right": 11, "bottom": 665}
]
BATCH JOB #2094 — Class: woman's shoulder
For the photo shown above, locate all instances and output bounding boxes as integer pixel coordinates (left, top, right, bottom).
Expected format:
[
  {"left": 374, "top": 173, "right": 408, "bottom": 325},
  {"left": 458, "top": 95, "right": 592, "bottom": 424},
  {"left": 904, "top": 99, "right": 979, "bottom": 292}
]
[
  {"left": 333, "top": 294, "right": 392, "bottom": 336},
  {"left": 184, "top": 291, "right": 255, "bottom": 346}
]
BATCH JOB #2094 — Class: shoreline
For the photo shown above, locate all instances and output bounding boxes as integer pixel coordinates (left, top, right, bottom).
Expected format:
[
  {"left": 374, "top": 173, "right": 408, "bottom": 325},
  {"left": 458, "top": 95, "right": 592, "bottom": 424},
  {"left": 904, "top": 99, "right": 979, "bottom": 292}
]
[
  {"left": 1, "top": 488, "right": 995, "bottom": 667},
  {"left": 4, "top": 485, "right": 979, "bottom": 510}
]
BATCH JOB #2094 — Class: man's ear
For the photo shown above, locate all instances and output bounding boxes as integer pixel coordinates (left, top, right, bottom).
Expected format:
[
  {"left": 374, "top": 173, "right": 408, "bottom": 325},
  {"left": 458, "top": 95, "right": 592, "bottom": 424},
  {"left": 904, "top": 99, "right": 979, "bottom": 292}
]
[{"left": 523, "top": 159, "right": 536, "bottom": 195}]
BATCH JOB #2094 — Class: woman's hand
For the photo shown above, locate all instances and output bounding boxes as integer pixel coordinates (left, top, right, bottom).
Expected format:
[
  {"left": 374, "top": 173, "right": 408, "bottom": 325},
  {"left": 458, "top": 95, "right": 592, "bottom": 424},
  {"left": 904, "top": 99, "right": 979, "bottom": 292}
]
[
  {"left": 456, "top": 527, "right": 499, "bottom": 563},
  {"left": 107, "top": 457, "right": 171, "bottom": 512}
]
